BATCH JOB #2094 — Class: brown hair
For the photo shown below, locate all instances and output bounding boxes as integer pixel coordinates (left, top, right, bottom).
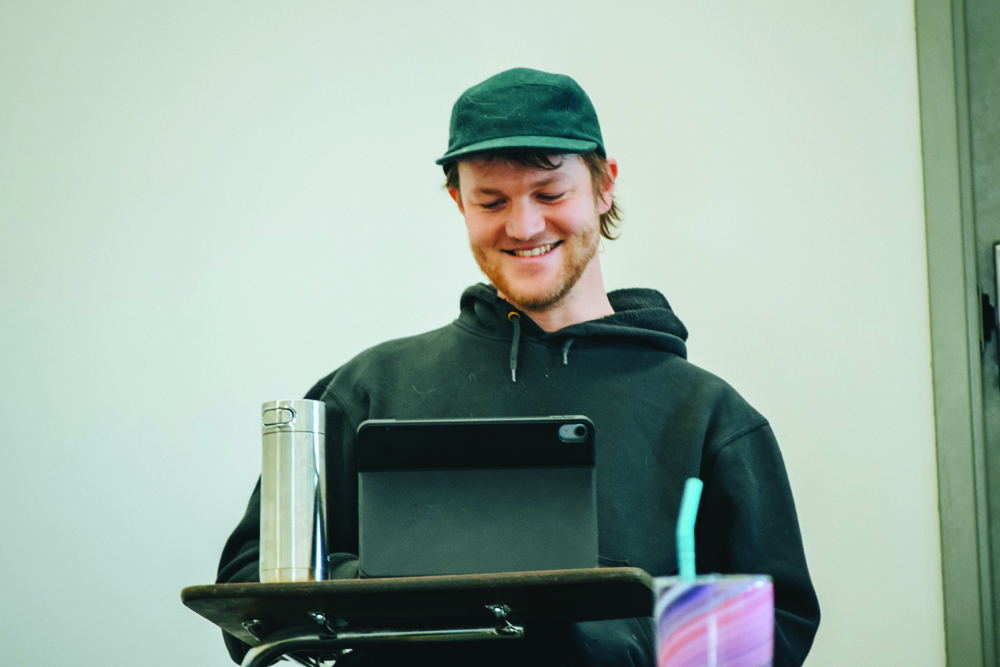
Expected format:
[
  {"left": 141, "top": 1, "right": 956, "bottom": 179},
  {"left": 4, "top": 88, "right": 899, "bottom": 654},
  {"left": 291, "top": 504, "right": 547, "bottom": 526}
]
[{"left": 444, "top": 151, "right": 622, "bottom": 240}]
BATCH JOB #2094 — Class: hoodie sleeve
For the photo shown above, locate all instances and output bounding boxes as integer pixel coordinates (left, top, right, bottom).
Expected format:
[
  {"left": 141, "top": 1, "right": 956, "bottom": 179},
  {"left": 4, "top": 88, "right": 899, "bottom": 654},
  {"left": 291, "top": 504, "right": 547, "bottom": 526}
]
[
  {"left": 215, "top": 478, "right": 261, "bottom": 664},
  {"left": 215, "top": 376, "right": 362, "bottom": 665},
  {"left": 695, "top": 422, "right": 821, "bottom": 667}
]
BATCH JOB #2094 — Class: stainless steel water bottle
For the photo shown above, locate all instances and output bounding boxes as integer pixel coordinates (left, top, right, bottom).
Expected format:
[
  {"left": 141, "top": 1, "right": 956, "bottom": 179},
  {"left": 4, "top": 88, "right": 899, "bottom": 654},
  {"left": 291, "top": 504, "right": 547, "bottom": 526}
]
[{"left": 260, "top": 399, "right": 327, "bottom": 583}]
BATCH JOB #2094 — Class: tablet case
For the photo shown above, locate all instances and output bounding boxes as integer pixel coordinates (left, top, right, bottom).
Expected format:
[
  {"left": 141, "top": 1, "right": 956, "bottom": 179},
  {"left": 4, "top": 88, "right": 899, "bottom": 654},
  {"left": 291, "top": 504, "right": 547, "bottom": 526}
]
[{"left": 357, "top": 417, "right": 598, "bottom": 578}]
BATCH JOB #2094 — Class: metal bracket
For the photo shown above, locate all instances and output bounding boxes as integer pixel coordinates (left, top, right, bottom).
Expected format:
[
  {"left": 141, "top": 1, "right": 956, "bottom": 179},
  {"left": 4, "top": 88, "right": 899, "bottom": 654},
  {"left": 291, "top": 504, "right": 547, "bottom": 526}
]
[
  {"left": 241, "top": 619, "right": 269, "bottom": 641},
  {"left": 305, "top": 611, "right": 349, "bottom": 637},
  {"left": 485, "top": 604, "right": 519, "bottom": 636},
  {"left": 240, "top": 608, "right": 525, "bottom": 667}
]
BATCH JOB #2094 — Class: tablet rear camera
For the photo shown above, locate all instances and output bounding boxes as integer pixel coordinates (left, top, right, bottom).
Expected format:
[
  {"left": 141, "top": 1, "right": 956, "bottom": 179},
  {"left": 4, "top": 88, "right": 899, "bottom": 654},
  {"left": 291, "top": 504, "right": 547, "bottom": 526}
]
[{"left": 558, "top": 423, "right": 589, "bottom": 443}]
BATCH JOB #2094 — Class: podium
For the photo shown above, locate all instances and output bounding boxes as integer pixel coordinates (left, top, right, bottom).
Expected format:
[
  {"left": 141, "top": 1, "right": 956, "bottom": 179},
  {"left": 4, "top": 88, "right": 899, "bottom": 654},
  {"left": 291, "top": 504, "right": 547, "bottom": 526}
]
[{"left": 182, "top": 567, "right": 654, "bottom": 667}]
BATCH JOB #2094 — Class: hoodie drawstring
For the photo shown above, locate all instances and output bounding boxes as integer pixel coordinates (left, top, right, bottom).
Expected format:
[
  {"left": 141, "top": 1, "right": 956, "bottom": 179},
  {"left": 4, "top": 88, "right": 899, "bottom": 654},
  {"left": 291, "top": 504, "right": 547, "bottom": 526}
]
[
  {"left": 562, "top": 338, "right": 576, "bottom": 365},
  {"left": 508, "top": 312, "right": 521, "bottom": 383}
]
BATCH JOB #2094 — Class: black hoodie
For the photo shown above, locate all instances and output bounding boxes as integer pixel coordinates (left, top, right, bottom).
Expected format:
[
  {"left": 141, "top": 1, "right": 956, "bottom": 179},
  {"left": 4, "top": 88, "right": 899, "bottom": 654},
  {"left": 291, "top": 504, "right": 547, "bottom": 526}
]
[{"left": 218, "top": 283, "right": 820, "bottom": 666}]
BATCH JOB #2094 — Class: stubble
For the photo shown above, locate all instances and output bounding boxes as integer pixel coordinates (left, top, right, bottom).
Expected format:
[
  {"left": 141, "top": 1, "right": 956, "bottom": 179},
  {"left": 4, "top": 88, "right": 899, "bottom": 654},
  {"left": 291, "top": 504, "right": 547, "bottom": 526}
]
[{"left": 471, "top": 223, "right": 600, "bottom": 312}]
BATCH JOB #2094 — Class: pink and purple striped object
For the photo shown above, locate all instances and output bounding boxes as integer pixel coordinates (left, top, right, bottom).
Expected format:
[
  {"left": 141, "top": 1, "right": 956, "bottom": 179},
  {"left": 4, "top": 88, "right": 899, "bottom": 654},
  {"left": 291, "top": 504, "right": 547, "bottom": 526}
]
[{"left": 654, "top": 575, "right": 774, "bottom": 667}]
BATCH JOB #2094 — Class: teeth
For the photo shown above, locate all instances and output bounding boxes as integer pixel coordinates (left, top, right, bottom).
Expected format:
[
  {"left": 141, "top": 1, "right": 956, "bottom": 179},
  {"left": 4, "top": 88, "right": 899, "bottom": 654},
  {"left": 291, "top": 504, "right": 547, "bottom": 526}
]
[{"left": 513, "top": 244, "right": 553, "bottom": 257}]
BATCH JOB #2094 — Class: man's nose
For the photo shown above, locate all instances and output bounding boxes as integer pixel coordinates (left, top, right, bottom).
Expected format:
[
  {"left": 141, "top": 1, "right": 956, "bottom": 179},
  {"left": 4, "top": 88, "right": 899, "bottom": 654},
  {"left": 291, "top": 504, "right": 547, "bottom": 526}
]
[{"left": 505, "top": 200, "right": 546, "bottom": 240}]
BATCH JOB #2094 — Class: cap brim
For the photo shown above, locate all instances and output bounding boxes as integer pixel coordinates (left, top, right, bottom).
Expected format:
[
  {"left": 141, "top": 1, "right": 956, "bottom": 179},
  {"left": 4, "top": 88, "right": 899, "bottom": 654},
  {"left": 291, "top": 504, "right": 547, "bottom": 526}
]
[{"left": 435, "top": 135, "right": 599, "bottom": 165}]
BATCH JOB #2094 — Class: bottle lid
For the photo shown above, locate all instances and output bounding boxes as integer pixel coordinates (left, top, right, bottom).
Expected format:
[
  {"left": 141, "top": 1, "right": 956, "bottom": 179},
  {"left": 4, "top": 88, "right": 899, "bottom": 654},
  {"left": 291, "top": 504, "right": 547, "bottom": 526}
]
[{"left": 261, "top": 399, "right": 325, "bottom": 435}]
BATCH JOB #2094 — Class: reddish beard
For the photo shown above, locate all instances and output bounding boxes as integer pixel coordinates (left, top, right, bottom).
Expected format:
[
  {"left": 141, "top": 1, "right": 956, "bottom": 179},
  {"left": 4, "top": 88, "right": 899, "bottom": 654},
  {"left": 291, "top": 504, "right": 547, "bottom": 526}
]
[{"left": 471, "top": 223, "right": 600, "bottom": 312}]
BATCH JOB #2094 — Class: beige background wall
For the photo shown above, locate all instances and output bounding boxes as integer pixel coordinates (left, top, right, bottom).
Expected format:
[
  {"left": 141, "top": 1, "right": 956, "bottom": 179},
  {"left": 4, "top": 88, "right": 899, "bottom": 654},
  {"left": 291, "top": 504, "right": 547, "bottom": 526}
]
[{"left": 0, "top": 1, "right": 943, "bottom": 665}]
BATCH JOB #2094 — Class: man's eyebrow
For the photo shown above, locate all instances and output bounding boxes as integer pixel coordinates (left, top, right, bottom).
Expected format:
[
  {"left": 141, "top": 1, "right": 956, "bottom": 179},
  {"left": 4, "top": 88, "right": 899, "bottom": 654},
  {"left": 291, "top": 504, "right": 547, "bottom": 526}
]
[{"left": 473, "top": 178, "right": 560, "bottom": 195}]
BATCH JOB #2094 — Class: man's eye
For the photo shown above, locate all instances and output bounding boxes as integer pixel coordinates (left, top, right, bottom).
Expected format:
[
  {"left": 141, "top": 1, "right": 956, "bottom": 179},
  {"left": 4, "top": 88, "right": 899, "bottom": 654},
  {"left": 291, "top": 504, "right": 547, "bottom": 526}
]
[
  {"left": 480, "top": 201, "right": 503, "bottom": 210},
  {"left": 537, "top": 192, "right": 564, "bottom": 202}
]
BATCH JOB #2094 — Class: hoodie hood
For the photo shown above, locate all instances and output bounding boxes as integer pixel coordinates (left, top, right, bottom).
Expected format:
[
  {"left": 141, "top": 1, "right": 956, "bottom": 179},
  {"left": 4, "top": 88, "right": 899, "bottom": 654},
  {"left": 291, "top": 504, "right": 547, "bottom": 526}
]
[{"left": 457, "top": 283, "right": 688, "bottom": 359}]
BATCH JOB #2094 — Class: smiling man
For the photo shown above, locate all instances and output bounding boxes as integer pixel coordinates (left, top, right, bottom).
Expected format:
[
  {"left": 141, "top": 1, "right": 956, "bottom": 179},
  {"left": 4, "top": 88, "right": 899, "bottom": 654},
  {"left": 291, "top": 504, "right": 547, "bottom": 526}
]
[
  {"left": 449, "top": 153, "right": 616, "bottom": 330},
  {"left": 440, "top": 70, "right": 620, "bottom": 333},
  {"left": 217, "top": 68, "right": 820, "bottom": 667}
]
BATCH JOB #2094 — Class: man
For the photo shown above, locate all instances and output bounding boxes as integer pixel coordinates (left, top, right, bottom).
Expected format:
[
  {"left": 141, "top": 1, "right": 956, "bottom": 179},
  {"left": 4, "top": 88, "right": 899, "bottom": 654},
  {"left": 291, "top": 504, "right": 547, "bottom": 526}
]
[{"left": 218, "top": 68, "right": 820, "bottom": 666}]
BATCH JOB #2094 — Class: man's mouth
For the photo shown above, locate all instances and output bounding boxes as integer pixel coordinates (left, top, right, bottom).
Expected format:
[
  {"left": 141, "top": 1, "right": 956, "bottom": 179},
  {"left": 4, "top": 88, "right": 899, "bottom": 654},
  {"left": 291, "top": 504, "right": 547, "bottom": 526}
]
[{"left": 503, "top": 242, "right": 562, "bottom": 258}]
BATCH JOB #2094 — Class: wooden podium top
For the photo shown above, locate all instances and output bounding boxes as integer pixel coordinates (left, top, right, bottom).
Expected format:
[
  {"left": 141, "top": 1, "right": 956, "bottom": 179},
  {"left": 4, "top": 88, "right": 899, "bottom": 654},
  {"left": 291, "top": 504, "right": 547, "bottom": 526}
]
[{"left": 182, "top": 567, "right": 654, "bottom": 646}]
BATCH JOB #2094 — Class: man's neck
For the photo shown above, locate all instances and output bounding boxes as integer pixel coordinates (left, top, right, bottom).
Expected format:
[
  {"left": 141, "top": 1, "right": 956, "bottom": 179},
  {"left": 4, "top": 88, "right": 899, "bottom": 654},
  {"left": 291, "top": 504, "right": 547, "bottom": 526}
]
[{"left": 499, "top": 260, "right": 615, "bottom": 332}]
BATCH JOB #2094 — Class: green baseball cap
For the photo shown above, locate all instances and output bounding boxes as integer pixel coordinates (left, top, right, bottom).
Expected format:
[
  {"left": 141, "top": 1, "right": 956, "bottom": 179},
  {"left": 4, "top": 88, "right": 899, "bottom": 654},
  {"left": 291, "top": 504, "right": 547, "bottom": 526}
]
[{"left": 436, "top": 68, "right": 605, "bottom": 167}]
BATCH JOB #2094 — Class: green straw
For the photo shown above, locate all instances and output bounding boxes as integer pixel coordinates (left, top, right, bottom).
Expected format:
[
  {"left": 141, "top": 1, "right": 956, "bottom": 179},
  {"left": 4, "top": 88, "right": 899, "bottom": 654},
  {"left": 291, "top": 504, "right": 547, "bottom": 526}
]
[{"left": 676, "top": 477, "right": 704, "bottom": 581}]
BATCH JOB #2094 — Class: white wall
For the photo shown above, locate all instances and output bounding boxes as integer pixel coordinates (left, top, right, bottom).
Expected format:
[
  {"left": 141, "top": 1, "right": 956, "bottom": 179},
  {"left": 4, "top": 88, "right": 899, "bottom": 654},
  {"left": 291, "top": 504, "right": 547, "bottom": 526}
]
[{"left": 0, "top": 1, "right": 942, "bottom": 665}]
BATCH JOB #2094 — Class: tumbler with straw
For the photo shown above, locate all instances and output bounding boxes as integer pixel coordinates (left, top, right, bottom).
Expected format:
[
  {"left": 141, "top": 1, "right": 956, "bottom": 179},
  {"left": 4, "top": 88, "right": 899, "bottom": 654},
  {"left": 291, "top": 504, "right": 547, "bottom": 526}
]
[{"left": 654, "top": 478, "right": 775, "bottom": 667}]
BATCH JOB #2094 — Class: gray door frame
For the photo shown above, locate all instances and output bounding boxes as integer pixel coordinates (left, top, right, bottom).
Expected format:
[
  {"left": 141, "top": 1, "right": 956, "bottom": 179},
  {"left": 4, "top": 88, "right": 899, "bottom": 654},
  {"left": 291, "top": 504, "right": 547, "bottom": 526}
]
[{"left": 915, "top": 0, "right": 997, "bottom": 665}]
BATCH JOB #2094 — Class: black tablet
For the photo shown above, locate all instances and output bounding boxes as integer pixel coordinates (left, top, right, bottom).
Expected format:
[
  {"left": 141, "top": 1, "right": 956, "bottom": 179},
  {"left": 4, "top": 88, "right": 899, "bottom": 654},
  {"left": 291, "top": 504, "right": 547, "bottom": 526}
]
[{"left": 356, "top": 416, "right": 598, "bottom": 578}]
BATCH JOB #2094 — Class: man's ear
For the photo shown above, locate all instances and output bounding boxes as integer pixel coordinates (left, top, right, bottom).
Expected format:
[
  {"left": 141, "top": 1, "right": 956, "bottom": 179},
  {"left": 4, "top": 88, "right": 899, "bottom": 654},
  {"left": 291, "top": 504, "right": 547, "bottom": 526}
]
[
  {"left": 598, "top": 158, "right": 618, "bottom": 214},
  {"left": 448, "top": 187, "right": 465, "bottom": 214}
]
